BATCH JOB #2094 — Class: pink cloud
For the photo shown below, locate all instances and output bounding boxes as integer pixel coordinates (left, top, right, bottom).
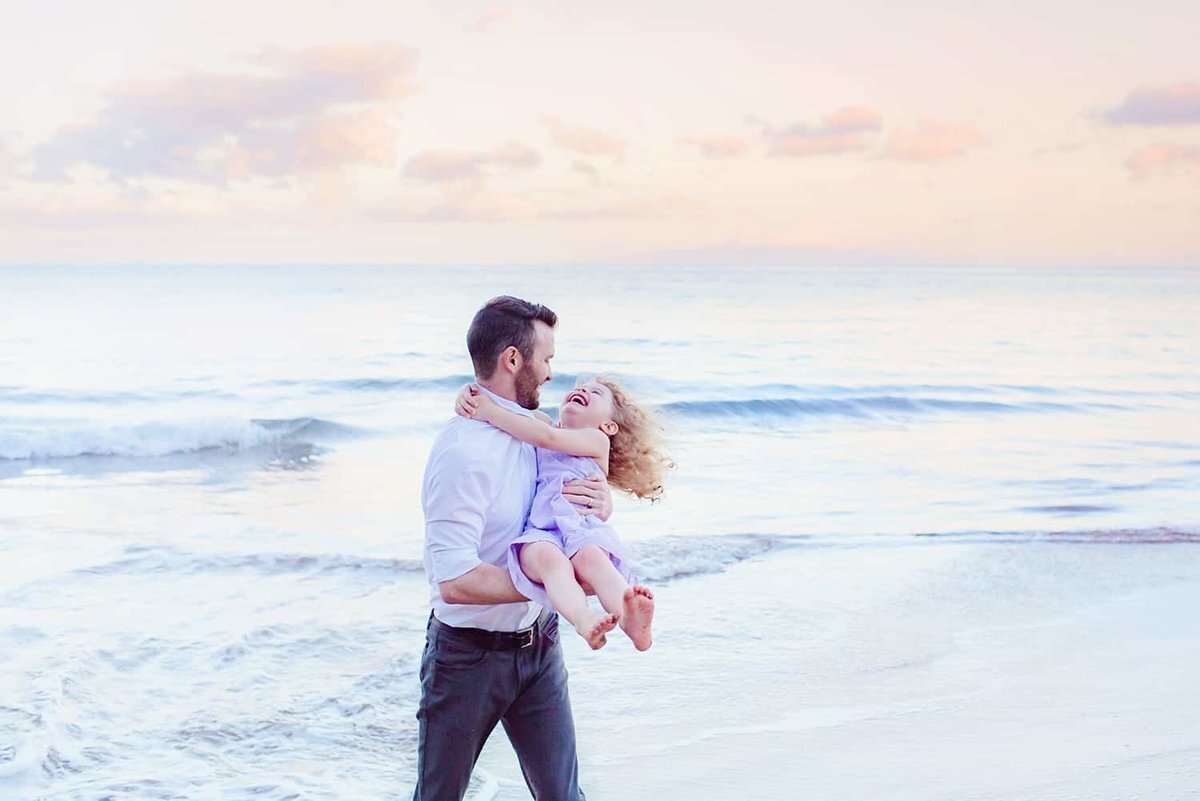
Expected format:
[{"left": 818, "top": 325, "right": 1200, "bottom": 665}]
[
  {"left": 404, "top": 152, "right": 488, "bottom": 182},
  {"left": 299, "top": 108, "right": 398, "bottom": 169},
  {"left": 32, "top": 44, "right": 417, "bottom": 184},
  {"left": 881, "top": 120, "right": 988, "bottom": 162},
  {"left": 1125, "top": 141, "right": 1200, "bottom": 178},
  {"left": 403, "top": 141, "right": 541, "bottom": 183},
  {"left": 224, "top": 107, "right": 399, "bottom": 181},
  {"left": 679, "top": 135, "right": 749, "bottom": 158},
  {"left": 255, "top": 44, "right": 417, "bottom": 103},
  {"left": 767, "top": 105, "right": 882, "bottom": 157},
  {"left": 0, "top": 139, "right": 15, "bottom": 184},
  {"left": 824, "top": 106, "right": 883, "bottom": 132},
  {"left": 541, "top": 116, "right": 626, "bottom": 158},
  {"left": 1103, "top": 82, "right": 1200, "bottom": 127},
  {"left": 571, "top": 160, "right": 599, "bottom": 182},
  {"left": 489, "top": 141, "right": 541, "bottom": 169},
  {"left": 464, "top": 8, "right": 515, "bottom": 33}
]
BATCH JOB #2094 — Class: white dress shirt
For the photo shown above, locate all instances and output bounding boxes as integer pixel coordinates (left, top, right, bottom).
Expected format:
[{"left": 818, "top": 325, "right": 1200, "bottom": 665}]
[{"left": 421, "top": 387, "right": 541, "bottom": 631}]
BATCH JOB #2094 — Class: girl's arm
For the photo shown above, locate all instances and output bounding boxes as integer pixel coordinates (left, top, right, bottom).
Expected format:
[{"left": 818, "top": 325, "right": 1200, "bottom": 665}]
[{"left": 468, "top": 387, "right": 609, "bottom": 460}]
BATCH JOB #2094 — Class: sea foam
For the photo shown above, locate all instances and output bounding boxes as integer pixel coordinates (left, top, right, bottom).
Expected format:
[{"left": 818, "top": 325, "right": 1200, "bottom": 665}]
[{"left": 0, "top": 417, "right": 361, "bottom": 461}]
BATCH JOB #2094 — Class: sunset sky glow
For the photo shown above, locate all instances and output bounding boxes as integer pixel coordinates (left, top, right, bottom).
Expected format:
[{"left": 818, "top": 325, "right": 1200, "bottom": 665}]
[{"left": 2, "top": 0, "right": 1197, "bottom": 265}]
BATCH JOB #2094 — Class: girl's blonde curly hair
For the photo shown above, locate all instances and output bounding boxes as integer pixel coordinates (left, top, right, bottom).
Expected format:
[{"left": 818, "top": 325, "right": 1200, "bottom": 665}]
[{"left": 594, "top": 373, "right": 673, "bottom": 502}]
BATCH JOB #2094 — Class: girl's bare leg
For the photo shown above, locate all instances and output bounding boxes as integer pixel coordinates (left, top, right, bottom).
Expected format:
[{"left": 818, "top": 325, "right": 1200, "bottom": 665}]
[
  {"left": 519, "top": 541, "right": 617, "bottom": 649},
  {"left": 570, "top": 545, "right": 654, "bottom": 651}
]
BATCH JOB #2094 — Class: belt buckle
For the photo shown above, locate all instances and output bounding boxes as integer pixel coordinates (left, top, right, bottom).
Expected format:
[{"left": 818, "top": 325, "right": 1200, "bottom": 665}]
[{"left": 517, "top": 624, "right": 536, "bottom": 649}]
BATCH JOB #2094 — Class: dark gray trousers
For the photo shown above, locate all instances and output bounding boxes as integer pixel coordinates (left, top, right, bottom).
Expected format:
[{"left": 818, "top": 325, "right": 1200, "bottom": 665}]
[{"left": 412, "top": 612, "right": 584, "bottom": 801}]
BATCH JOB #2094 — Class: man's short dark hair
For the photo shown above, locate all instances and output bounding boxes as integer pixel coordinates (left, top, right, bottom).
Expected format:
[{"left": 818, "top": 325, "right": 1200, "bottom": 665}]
[{"left": 467, "top": 296, "right": 558, "bottom": 380}]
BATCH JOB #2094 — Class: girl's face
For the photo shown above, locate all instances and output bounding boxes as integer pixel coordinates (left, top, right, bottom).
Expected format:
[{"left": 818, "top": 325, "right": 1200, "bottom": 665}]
[{"left": 558, "top": 380, "right": 617, "bottom": 431}]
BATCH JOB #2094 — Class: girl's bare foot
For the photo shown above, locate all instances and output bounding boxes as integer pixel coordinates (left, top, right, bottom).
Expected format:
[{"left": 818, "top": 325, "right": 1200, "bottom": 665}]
[
  {"left": 620, "top": 585, "right": 655, "bottom": 651},
  {"left": 576, "top": 612, "right": 619, "bottom": 650}
]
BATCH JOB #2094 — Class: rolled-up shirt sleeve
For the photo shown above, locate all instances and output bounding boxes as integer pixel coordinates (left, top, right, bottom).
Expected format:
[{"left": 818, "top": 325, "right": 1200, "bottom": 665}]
[{"left": 423, "top": 442, "right": 492, "bottom": 584}]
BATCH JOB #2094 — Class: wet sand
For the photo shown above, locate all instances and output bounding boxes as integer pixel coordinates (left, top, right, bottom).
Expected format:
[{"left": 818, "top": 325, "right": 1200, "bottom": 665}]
[{"left": 474, "top": 539, "right": 1200, "bottom": 800}]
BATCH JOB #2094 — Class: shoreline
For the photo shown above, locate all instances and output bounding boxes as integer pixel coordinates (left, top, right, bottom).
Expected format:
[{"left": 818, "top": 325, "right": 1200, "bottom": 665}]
[{"left": 476, "top": 540, "right": 1200, "bottom": 800}]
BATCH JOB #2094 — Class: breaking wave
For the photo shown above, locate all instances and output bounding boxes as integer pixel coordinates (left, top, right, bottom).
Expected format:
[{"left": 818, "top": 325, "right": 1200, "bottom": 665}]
[{"left": 0, "top": 417, "right": 364, "bottom": 462}]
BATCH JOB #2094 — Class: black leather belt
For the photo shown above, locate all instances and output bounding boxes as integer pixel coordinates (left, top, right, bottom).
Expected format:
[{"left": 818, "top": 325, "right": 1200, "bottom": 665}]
[{"left": 430, "top": 611, "right": 551, "bottom": 650}]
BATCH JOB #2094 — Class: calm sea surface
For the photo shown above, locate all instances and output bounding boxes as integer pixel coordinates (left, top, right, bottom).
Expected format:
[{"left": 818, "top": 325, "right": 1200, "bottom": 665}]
[{"left": 1, "top": 264, "right": 1197, "bottom": 798}]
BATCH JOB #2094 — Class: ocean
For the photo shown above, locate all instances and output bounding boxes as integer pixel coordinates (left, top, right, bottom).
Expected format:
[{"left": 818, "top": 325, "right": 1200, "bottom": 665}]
[{"left": 1, "top": 264, "right": 1198, "bottom": 800}]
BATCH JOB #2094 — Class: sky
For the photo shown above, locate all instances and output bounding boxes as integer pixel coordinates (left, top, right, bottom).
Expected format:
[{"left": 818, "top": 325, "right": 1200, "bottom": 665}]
[{"left": 1, "top": 0, "right": 1198, "bottom": 266}]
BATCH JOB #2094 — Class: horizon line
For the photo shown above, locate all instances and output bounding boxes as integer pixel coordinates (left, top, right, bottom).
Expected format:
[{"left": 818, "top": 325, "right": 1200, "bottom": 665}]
[{"left": 2, "top": 260, "right": 1198, "bottom": 271}]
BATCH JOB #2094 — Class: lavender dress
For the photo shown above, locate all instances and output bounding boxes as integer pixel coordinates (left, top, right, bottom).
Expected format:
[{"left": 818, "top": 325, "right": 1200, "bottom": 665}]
[{"left": 508, "top": 449, "right": 635, "bottom": 610}]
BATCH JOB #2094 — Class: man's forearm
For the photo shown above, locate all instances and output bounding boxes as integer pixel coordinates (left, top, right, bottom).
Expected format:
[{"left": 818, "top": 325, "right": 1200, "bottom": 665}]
[{"left": 439, "top": 562, "right": 527, "bottom": 605}]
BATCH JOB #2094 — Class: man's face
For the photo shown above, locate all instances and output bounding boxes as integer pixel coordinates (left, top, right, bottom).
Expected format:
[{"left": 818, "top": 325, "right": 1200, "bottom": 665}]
[{"left": 515, "top": 321, "right": 555, "bottom": 410}]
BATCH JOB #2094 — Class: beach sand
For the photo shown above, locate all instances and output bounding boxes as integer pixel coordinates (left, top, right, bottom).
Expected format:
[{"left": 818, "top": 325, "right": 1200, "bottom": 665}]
[{"left": 471, "top": 540, "right": 1200, "bottom": 800}]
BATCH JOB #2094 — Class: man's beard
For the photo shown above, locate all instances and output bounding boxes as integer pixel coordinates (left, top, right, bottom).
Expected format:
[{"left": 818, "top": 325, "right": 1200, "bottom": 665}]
[{"left": 515, "top": 363, "right": 542, "bottom": 410}]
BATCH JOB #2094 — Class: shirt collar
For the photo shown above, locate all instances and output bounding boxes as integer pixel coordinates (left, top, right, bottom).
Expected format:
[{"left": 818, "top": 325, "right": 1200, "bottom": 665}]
[{"left": 477, "top": 385, "right": 536, "bottom": 418}]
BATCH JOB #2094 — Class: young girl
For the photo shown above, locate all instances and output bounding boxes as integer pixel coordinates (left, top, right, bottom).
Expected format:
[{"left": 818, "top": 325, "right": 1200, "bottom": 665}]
[{"left": 455, "top": 375, "right": 671, "bottom": 650}]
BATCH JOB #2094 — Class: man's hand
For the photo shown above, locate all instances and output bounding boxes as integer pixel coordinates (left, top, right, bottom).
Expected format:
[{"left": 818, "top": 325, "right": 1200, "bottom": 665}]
[{"left": 563, "top": 473, "right": 613, "bottom": 521}]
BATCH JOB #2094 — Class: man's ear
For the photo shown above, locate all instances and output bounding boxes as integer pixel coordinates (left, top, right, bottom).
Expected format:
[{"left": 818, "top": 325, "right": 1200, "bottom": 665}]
[
  {"left": 601, "top": 420, "right": 619, "bottom": 437},
  {"left": 500, "top": 345, "right": 521, "bottom": 375}
]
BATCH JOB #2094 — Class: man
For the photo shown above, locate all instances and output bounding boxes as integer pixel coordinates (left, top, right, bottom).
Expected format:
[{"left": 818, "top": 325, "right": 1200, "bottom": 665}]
[{"left": 415, "top": 296, "right": 612, "bottom": 801}]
